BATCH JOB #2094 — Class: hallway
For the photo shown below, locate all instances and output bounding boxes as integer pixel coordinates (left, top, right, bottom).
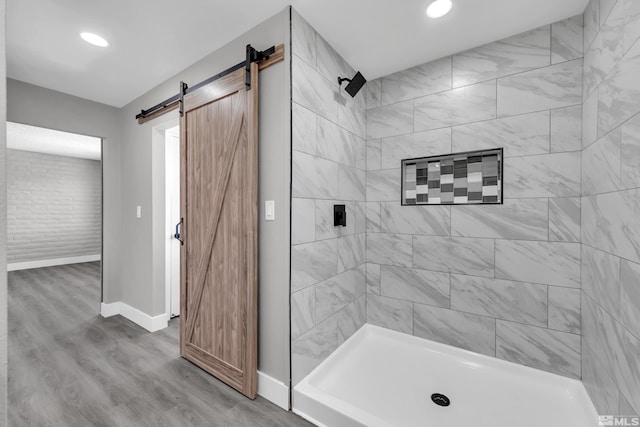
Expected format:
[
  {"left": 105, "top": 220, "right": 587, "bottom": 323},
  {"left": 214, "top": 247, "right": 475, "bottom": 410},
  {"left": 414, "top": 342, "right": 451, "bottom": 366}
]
[{"left": 8, "top": 263, "right": 310, "bottom": 426}]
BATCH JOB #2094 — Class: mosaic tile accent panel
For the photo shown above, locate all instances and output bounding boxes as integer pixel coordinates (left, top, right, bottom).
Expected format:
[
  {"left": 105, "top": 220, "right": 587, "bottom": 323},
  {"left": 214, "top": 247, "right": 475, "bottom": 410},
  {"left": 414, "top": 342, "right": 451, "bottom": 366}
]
[{"left": 402, "top": 148, "right": 503, "bottom": 205}]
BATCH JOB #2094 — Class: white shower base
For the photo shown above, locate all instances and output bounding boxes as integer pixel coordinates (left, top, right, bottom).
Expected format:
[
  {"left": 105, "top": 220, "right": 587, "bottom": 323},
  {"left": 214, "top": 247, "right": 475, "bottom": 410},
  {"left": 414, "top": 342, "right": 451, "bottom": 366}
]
[{"left": 293, "top": 324, "right": 598, "bottom": 427}]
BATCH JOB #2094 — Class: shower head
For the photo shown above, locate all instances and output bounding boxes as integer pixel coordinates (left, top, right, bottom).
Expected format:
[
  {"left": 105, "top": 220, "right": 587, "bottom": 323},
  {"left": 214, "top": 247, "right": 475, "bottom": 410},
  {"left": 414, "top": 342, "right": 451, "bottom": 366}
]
[{"left": 338, "top": 71, "right": 366, "bottom": 97}]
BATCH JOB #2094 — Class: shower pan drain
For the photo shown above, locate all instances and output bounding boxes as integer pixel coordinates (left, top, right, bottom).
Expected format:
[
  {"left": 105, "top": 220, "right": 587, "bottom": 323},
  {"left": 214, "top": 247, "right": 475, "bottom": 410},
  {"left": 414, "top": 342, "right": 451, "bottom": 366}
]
[{"left": 431, "top": 393, "right": 451, "bottom": 407}]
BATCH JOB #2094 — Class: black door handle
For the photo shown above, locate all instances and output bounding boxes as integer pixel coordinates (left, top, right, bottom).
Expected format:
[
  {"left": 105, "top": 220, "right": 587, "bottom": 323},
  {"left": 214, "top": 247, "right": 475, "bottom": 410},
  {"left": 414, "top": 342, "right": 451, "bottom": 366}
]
[{"left": 174, "top": 218, "right": 184, "bottom": 245}]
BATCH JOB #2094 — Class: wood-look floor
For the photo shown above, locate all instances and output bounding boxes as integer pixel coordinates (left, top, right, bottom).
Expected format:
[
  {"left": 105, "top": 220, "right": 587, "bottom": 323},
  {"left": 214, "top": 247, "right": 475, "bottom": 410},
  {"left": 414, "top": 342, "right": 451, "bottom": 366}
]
[{"left": 8, "top": 262, "right": 312, "bottom": 427}]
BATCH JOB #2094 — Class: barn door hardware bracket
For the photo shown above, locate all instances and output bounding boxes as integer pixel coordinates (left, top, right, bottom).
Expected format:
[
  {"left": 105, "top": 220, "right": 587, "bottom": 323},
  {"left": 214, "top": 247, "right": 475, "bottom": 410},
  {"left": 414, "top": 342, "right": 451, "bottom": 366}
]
[
  {"left": 137, "top": 44, "right": 277, "bottom": 121},
  {"left": 245, "top": 44, "right": 275, "bottom": 89},
  {"left": 178, "top": 81, "right": 188, "bottom": 117}
]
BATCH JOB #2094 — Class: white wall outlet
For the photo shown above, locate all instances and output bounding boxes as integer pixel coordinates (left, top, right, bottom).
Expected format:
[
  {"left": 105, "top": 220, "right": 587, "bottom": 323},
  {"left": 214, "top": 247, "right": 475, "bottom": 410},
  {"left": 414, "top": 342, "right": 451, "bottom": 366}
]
[
  {"left": 136, "top": 205, "right": 142, "bottom": 218},
  {"left": 265, "top": 200, "right": 275, "bottom": 221}
]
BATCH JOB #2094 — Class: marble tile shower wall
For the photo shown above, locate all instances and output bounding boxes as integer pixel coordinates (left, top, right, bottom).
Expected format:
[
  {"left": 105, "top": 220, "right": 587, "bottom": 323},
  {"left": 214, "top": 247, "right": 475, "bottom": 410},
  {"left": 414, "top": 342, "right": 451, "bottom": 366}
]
[
  {"left": 580, "top": 0, "right": 640, "bottom": 416},
  {"left": 365, "top": 17, "right": 585, "bottom": 379},
  {"left": 290, "top": 9, "right": 367, "bottom": 385}
]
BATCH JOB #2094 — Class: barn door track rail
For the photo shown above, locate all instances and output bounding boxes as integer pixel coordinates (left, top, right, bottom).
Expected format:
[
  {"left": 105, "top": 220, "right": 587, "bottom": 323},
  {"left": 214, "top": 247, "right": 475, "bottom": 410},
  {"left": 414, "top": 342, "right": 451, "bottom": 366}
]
[{"left": 135, "top": 43, "right": 283, "bottom": 124}]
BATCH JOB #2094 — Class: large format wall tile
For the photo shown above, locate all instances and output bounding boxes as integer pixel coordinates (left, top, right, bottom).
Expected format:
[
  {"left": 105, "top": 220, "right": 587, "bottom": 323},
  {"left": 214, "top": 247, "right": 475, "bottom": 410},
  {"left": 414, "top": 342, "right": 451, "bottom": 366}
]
[
  {"left": 316, "top": 35, "right": 354, "bottom": 86},
  {"left": 316, "top": 268, "right": 365, "bottom": 323},
  {"left": 292, "top": 286, "right": 316, "bottom": 340},
  {"left": 366, "top": 100, "right": 413, "bottom": 139},
  {"left": 621, "top": 113, "right": 640, "bottom": 189},
  {"left": 495, "top": 240, "right": 580, "bottom": 287},
  {"left": 336, "top": 296, "right": 366, "bottom": 344},
  {"left": 316, "top": 116, "right": 360, "bottom": 167},
  {"left": 338, "top": 96, "right": 367, "bottom": 140},
  {"left": 551, "top": 15, "right": 584, "bottom": 64},
  {"left": 503, "top": 152, "right": 580, "bottom": 198},
  {"left": 624, "top": 0, "right": 640, "bottom": 54},
  {"left": 380, "top": 202, "right": 450, "bottom": 236},
  {"left": 292, "top": 55, "right": 338, "bottom": 122},
  {"left": 582, "top": 342, "right": 620, "bottom": 416},
  {"left": 452, "top": 26, "right": 551, "bottom": 88},
  {"left": 381, "top": 57, "right": 452, "bottom": 105},
  {"left": 366, "top": 233, "right": 413, "bottom": 267},
  {"left": 414, "top": 304, "right": 496, "bottom": 356},
  {"left": 292, "top": 317, "right": 338, "bottom": 385},
  {"left": 380, "top": 265, "right": 450, "bottom": 308},
  {"left": 582, "top": 189, "right": 640, "bottom": 264},
  {"left": 366, "top": 262, "right": 381, "bottom": 295},
  {"left": 365, "top": 79, "right": 382, "bottom": 110},
  {"left": 548, "top": 286, "right": 581, "bottom": 334},
  {"left": 292, "top": 102, "right": 317, "bottom": 155},
  {"left": 620, "top": 259, "right": 640, "bottom": 339},
  {"left": 582, "top": 294, "right": 621, "bottom": 386},
  {"left": 583, "top": 0, "right": 600, "bottom": 50},
  {"left": 365, "top": 201, "right": 381, "bottom": 233},
  {"left": 291, "top": 9, "right": 317, "bottom": 67},
  {"left": 598, "top": 40, "right": 640, "bottom": 137},
  {"left": 291, "top": 239, "right": 338, "bottom": 292},
  {"left": 292, "top": 151, "right": 337, "bottom": 199},
  {"left": 452, "top": 111, "right": 550, "bottom": 157},
  {"left": 381, "top": 128, "right": 451, "bottom": 169},
  {"left": 582, "top": 245, "right": 621, "bottom": 318},
  {"left": 583, "top": 90, "right": 599, "bottom": 148},
  {"left": 337, "top": 234, "right": 365, "bottom": 272},
  {"left": 582, "top": 120, "right": 621, "bottom": 196},
  {"left": 619, "top": 329, "right": 640, "bottom": 412},
  {"left": 366, "top": 169, "right": 401, "bottom": 202},
  {"left": 414, "top": 81, "right": 497, "bottom": 132},
  {"left": 366, "top": 139, "right": 381, "bottom": 171},
  {"left": 497, "top": 59, "right": 582, "bottom": 117},
  {"left": 413, "top": 236, "right": 495, "bottom": 277},
  {"left": 337, "top": 165, "right": 365, "bottom": 201},
  {"left": 366, "top": 294, "right": 413, "bottom": 334},
  {"left": 583, "top": 2, "right": 624, "bottom": 99},
  {"left": 496, "top": 320, "right": 581, "bottom": 378},
  {"left": 549, "top": 197, "right": 581, "bottom": 243},
  {"left": 451, "top": 275, "right": 547, "bottom": 327},
  {"left": 451, "top": 198, "right": 548, "bottom": 240},
  {"left": 550, "top": 105, "right": 582, "bottom": 153}
]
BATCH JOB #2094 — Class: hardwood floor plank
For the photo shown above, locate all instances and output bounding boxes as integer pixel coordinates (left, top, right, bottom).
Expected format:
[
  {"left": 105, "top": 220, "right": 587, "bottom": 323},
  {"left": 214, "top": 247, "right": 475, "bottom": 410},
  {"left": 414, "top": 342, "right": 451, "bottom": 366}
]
[{"left": 8, "top": 263, "right": 312, "bottom": 427}]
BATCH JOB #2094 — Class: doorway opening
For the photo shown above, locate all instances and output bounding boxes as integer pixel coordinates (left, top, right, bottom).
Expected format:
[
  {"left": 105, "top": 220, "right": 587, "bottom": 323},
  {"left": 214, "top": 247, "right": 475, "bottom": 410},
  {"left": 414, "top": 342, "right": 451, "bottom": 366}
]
[
  {"left": 6, "top": 122, "right": 103, "bottom": 283},
  {"left": 165, "top": 125, "right": 181, "bottom": 318}
]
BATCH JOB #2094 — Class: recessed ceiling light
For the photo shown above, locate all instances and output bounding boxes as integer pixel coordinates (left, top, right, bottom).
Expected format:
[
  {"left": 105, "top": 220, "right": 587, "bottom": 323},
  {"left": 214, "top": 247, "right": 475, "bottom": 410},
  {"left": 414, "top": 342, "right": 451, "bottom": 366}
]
[
  {"left": 80, "top": 32, "right": 109, "bottom": 47},
  {"left": 426, "top": 0, "right": 453, "bottom": 18}
]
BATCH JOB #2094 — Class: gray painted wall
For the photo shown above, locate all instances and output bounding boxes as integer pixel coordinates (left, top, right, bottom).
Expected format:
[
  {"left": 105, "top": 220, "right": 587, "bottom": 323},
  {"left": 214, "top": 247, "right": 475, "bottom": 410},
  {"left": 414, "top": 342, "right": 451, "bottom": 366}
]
[
  {"left": 581, "top": 0, "right": 640, "bottom": 416},
  {"left": 6, "top": 79, "right": 122, "bottom": 304},
  {"left": 289, "top": 9, "right": 368, "bottom": 385},
  {"left": 7, "top": 150, "right": 101, "bottom": 263},
  {"left": 118, "top": 8, "right": 291, "bottom": 382},
  {"left": 362, "top": 17, "right": 584, "bottom": 379},
  {"left": 0, "top": 0, "right": 7, "bottom": 422}
]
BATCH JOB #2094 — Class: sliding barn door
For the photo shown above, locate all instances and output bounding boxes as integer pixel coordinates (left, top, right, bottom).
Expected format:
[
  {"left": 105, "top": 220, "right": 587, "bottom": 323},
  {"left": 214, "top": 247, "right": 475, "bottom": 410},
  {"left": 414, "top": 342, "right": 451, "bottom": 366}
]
[{"left": 180, "top": 64, "right": 258, "bottom": 398}]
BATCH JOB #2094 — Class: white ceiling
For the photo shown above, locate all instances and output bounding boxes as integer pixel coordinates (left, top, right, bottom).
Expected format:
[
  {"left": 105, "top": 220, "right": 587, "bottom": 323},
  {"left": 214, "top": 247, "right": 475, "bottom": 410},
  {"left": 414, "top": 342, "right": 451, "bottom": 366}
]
[
  {"left": 7, "top": 122, "right": 102, "bottom": 160},
  {"left": 7, "top": 0, "right": 589, "bottom": 108}
]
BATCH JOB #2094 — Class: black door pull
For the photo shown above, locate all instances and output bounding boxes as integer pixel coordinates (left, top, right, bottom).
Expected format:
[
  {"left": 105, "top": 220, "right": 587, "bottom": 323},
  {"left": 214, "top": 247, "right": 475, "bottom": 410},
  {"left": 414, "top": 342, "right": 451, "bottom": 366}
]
[{"left": 174, "top": 219, "right": 184, "bottom": 245}]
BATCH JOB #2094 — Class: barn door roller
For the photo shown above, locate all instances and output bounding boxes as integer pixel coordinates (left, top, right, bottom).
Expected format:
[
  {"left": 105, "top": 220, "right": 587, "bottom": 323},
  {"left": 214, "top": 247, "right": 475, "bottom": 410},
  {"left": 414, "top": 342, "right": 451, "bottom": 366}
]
[{"left": 135, "top": 44, "right": 278, "bottom": 121}]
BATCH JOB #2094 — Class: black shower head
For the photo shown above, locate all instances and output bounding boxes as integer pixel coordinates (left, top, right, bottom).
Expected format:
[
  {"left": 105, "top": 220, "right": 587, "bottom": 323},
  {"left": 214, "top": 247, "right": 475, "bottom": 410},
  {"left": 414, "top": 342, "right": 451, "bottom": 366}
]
[{"left": 338, "top": 71, "right": 366, "bottom": 97}]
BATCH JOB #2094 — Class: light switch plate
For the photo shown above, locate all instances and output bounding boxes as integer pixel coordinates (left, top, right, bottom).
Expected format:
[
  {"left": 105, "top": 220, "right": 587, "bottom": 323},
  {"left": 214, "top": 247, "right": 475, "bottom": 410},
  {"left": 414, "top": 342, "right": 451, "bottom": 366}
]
[
  {"left": 136, "top": 205, "right": 142, "bottom": 218},
  {"left": 265, "top": 200, "right": 275, "bottom": 221}
]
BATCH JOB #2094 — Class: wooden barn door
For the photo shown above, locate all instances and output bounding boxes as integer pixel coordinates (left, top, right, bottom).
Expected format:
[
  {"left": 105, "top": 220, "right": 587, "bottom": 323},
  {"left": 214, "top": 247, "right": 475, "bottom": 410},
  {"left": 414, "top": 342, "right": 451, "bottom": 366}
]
[{"left": 179, "top": 64, "right": 258, "bottom": 398}]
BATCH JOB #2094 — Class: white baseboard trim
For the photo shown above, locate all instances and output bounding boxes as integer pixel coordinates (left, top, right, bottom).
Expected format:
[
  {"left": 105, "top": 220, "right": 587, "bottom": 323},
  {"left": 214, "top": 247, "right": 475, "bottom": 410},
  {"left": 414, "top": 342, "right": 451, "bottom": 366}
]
[
  {"left": 258, "top": 371, "right": 290, "bottom": 410},
  {"left": 8, "top": 254, "right": 101, "bottom": 271},
  {"left": 100, "top": 302, "right": 169, "bottom": 333}
]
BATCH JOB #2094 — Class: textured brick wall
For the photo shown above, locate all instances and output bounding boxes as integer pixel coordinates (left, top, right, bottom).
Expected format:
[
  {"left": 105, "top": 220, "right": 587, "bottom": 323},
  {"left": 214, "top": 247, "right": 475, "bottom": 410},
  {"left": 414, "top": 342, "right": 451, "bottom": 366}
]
[{"left": 7, "top": 149, "right": 101, "bottom": 263}]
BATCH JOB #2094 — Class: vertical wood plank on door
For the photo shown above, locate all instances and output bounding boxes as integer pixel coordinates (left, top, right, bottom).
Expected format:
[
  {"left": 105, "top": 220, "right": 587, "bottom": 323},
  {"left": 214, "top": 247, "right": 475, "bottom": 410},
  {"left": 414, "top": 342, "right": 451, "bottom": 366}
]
[{"left": 179, "top": 66, "right": 258, "bottom": 398}]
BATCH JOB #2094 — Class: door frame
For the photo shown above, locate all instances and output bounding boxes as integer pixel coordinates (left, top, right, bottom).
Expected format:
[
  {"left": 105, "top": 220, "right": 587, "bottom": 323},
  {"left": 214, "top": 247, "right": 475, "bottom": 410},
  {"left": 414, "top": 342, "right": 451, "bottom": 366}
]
[{"left": 151, "top": 117, "right": 181, "bottom": 320}]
